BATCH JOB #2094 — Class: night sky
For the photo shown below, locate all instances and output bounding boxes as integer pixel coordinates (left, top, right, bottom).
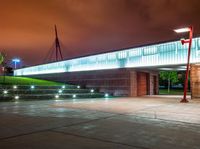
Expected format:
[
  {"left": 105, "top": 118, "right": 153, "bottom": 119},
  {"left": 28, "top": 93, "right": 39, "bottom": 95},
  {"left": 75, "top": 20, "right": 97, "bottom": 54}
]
[{"left": 1, "top": 0, "right": 200, "bottom": 66}]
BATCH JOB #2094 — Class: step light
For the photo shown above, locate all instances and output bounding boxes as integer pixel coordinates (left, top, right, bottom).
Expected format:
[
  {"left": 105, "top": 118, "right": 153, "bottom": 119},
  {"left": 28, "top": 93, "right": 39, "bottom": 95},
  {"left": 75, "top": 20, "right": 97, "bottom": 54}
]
[
  {"left": 104, "top": 93, "right": 109, "bottom": 98},
  {"left": 14, "top": 95, "right": 19, "bottom": 100},
  {"left": 62, "top": 85, "right": 65, "bottom": 89},
  {"left": 90, "top": 89, "right": 94, "bottom": 93},
  {"left": 30, "top": 85, "right": 35, "bottom": 89},
  {"left": 13, "top": 85, "right": 17, "bottom": 89},
  {"left": 55, "top": 95, "right": 59, "bottom": 99},
  {"left": 73, "top": 94, "right": 76, "bottom": 98},
  {"left": 77, "top": 85, "right": 80, "bottom": 89},
  {"left": 58, "top": 89, "right": 63, "bottom": 94},
  {"left": 3, "top": 90, "right": 8, "bottom": 94}
]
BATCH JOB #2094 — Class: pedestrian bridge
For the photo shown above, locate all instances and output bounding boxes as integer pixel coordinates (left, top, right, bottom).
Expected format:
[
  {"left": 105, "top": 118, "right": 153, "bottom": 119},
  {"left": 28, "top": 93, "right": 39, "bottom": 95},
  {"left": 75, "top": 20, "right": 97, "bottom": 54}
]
[
  {"left": 13, "top": 38, "right": 200, "bottom": 98},
  {"left": 14, "top": 37, "right": 200, "bottom": 76}
]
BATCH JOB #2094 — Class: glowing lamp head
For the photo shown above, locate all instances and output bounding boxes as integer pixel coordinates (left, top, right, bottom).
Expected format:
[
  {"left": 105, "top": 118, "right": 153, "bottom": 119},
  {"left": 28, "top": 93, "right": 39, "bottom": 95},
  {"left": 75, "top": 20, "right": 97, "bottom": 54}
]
[
  {"left": 13, "top": 85, "right": 17, "bottom": 89},
  {"left": 73, "top": 94, "right": 76, "bottom": 98},
  {"left": 174, "top": 27, "right": 190, "bottom": 33},
  {"left": 12, "top": 58, "right": 21, "bottom": 63},
  {"left": 62, "top": 85, "right": 65, "bottom": 89},
  {"left": 90, "top": 89, "right": 94, "bottom": 93},
  {"left": 77, "top": 85, "right": 80, "bottom": 89}
]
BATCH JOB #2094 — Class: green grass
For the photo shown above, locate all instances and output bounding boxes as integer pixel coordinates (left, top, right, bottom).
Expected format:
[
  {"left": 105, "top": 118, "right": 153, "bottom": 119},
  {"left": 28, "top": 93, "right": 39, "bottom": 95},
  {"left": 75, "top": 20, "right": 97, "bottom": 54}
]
[
  {"left": 0, "top": 76, "right": 64, "bottom": 86},
  {"left": 159, "top": 88, "right": 191, "bottom": 95}
]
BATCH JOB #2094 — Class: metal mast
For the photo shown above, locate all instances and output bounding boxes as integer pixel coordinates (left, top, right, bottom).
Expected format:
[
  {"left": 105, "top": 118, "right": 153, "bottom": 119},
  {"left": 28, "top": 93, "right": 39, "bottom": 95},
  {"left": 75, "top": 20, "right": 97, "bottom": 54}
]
[{"left": 54, "top": 25, "right": 63, "bottom": 61}]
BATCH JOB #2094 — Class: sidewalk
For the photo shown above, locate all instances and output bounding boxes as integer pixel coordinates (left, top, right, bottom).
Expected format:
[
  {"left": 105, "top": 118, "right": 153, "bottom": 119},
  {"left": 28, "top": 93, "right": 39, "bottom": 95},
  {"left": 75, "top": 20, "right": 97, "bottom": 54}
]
[{"left": 0, "top": 96, "right": 200, "bottom": 149}]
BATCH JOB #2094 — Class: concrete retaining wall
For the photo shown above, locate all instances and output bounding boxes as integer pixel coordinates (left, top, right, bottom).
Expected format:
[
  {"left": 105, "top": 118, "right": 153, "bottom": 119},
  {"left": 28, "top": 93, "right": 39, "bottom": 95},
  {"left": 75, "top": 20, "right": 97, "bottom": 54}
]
[{"left": 28, "top": 68, "right": 159, "bottom": 97}]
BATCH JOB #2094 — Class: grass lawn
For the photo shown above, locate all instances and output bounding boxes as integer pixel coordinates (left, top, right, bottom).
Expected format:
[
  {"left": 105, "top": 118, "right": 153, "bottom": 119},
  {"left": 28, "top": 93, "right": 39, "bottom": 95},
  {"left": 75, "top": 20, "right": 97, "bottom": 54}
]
[
  {"left": 159, "top": 88, "right": 191, "bottom": 95},
  {"left": 0, "top": 76, "right": 64, "bottom": 86}
]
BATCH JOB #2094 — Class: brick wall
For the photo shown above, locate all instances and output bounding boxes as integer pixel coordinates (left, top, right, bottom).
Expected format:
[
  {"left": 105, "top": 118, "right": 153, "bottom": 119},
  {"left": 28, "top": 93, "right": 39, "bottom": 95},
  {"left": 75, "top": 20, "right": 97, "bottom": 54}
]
[{"left": 137, "top": 72, "right": 147, "bottom": 96}]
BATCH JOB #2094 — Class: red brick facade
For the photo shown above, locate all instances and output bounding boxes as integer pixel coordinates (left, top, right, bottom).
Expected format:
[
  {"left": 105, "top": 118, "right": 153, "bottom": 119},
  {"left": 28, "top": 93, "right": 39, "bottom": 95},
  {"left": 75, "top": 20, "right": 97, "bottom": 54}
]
[
  {"left": 190, "top": 64, "right": 200, "bottom": 98},
  {"left": 137, "top": 72, "right": 148, "bottom": 96}
]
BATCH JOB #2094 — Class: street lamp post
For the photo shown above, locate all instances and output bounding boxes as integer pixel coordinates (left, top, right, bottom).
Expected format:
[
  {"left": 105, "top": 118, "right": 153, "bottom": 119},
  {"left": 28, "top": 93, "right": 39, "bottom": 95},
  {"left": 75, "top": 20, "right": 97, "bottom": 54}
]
[
  {"left": 174, "top": 26, "right": 193, "bottom": 103},
  {"left": 12, "top": 58, "right": 21, "bottom": 69}
]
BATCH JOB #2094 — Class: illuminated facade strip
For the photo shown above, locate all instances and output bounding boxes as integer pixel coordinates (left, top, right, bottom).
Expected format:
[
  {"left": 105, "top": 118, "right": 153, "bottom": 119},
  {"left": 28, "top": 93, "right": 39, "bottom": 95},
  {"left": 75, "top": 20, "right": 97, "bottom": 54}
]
[{"left": 14, "top": 37, "right": 200, "bottom": 76}]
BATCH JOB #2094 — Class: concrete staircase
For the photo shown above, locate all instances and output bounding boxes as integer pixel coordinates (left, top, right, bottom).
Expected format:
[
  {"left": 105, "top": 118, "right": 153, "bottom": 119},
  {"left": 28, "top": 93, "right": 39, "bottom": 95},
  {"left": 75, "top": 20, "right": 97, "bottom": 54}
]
[{"left": 0, "top": 85, "right": 107, "bottom": 101}]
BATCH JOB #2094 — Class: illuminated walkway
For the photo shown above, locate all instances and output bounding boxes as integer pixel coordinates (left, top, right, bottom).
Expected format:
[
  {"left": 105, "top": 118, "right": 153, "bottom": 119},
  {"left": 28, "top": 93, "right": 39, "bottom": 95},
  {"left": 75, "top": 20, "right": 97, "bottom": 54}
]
[
  {"left": 14, "top": 37, "right": 200, "bottom": 76},
  {"left": 0, "top": 97, "right": 200, "bottom": 149}
]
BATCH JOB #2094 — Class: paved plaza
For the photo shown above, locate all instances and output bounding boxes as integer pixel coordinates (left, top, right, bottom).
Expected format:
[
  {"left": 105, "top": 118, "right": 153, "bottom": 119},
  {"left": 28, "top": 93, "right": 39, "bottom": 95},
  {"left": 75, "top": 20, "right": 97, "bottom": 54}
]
[{"left": 0, "top": 96, "right": 200, "bottom": 149}]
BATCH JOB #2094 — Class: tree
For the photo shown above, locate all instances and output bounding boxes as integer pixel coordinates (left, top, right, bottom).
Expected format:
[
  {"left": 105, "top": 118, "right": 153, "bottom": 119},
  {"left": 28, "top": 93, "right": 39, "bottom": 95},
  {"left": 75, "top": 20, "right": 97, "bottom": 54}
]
[
  {"left": 5, "top": 66, "right": 13, "bottom": 75},
  {"left": 160, "top": 71, "right": 179, "bottom": 93},
  {"left": 0, "top": 53, "right": 4, "bottom": 64},
  {"left": 0, "top": 51, "right": 7, "bottom": 83}
]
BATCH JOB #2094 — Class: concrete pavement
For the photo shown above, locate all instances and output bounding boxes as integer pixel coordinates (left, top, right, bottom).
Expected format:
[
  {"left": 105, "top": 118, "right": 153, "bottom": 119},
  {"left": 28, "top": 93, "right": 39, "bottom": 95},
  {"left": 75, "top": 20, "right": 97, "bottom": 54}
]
[{"left": 0, "top": 96, "right": 200, "bottom": 149}]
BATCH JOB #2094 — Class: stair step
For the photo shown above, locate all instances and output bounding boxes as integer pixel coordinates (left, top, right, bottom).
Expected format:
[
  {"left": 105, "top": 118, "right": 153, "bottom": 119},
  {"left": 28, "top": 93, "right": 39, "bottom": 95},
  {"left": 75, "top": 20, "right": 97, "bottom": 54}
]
[
  {"left": 0, "top": 93, "right": 105, "bottom": 101},
  {"left": 0, "top": 85, "right": 79, "bottom": 89},
  {"left": 0, "top": 89, "right": 92, "bottom": 94},
  {"left": 0, "top": 85, "right": 110, "bottom": 102}
]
